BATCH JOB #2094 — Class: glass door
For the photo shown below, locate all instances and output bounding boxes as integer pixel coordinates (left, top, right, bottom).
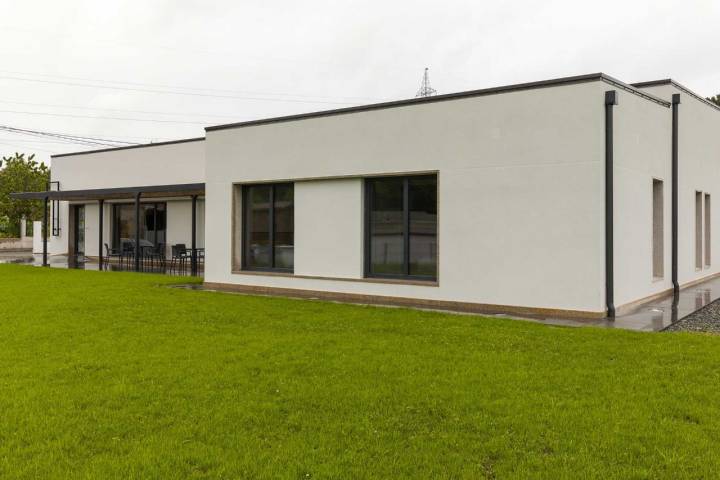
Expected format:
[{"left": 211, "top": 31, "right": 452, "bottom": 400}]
[{"left": 74, "top": 205, "right": 85, "bottom": 256}]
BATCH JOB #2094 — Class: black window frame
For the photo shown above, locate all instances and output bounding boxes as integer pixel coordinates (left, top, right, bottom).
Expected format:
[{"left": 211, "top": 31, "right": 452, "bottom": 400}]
[
  {"left": 241, "top": 182, "right": 295, "bottom": 273},
  {"left": 364, "top": 174, "right": 438, "bottom": 281}
]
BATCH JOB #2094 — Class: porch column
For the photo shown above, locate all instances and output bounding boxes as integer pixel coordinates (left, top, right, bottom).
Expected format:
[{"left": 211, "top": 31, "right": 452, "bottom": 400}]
[
  {"left": 191, "top": 195, "right": 197, "bottom": 276},
  {"left": 42, "top": 195, "right": 49, "bottom": 267},
  {"left": 135, "top": 192, "right": 141, "bottom": 272},
  {"left": 98, "top": 199, "right": 104, "bottom": 269}
]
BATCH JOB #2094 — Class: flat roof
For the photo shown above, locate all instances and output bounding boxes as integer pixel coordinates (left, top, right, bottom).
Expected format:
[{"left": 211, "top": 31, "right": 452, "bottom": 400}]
[
  {"left": 632, "top": 79, "right": 720, "bottom": 113},
  {"left": 45, "top": 72, "right": 674, "bottom": 159},
  {"left": 51, "top": 137, "right": 205, "bottom": 159},
  {"left": 205, "top": 72, "right": 670, "bottom": 132},
  {"left": 10, "top": 183, "right": 205, "bottom": 201}
]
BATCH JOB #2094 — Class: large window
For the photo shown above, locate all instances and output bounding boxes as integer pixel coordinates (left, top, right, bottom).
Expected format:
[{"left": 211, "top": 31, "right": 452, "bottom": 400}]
[
  {"left": 113, "top": 202, "right": 166, "bottom": 249},
  {"left": 365, "top": 175, "right": 437, "bottom": 280},
  {"left": 242, "top": 183, "right": 294, "bottom": 271}
]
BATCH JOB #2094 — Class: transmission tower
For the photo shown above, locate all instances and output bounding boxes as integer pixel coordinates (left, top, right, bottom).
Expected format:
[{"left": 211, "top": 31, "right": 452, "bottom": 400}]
[{"left": 415, "top": 67, "right": 437, "bottom": 98}]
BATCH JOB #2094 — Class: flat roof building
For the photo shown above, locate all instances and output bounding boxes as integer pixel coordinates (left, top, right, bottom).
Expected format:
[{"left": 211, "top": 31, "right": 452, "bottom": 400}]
[{"left": 13, "top": 73, "right": 720, "bottom": 319}]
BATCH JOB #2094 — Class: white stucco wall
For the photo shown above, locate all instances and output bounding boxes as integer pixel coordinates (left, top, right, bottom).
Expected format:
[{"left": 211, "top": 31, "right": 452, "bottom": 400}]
[
  {"left": 51, "top": 139, "right": 205, "bottom": 190},
  {"left": 635, "top": 83, "right": 720, "bottom": 290},
  {"left": 612, "top": 89, "right": 673, "bottom": 308},
  {"left": 48, "top": 139, "right": 205, "bottom": 256},
  {"left": 166, "top": 199, "right": 206, "bottom": 251},
  {"left": 293, "top": 179, "right": 363, "bottom": 279},
  {"left": 205, "top": 81, "right": 612, "bottom": 313}
]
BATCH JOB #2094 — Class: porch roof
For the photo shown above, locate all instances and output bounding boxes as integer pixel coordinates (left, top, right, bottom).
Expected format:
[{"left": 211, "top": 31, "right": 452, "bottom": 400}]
[{"left": 10, "top": 183, "right": 205, "bottom": 201}]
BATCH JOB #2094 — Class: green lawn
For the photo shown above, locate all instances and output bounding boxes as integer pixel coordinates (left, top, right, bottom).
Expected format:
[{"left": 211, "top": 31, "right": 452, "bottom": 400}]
[{"left": 0, "top": 265, "right": 719, "bottom": 479}]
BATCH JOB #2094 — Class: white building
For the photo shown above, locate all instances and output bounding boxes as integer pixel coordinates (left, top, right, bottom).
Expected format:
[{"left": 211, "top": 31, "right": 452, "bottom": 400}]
[{"left": 13, "top": 73, "right": 720, "bottom": 319}]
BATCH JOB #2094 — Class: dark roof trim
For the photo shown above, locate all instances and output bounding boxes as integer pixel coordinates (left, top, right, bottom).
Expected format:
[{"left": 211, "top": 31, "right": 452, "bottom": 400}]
[
  {"left": 206, "top": 73, "right": 669, "bottom": 132},
  {"left": 10, "top": 183, "right": 205, "bottom": 201},
  {"left": 51, "top": 137, "right": 205, "bottom": 159},
  {"left": 632, "top": 79, "right": 720, "bottom": 113},
  {"left": 601, "top": 75, "right": 671, "bottom": 108}
]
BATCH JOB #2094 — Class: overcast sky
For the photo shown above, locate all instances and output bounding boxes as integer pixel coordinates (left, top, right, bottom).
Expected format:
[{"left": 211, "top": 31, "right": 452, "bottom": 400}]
[{"left": 1, "top": 0, "right": 718, "bottom": 165}]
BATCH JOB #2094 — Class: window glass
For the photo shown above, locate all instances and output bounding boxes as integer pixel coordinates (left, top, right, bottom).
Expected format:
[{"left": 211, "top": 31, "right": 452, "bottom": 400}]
[
  {"left": 369, "top": 177, "right": 405, "bottom": 275},
  {"left": 274, "top": 184, "right": 295, "bottom": 270},
  {"left": 155, "top": 204, "right": 167, "bottom": 245},
  {"left": 245, "top": 185, "right": 272, "bottom": 268},
  {"left": 409, "top": 176, "right": 438, "bottom": 277},
  {"left": 243, "top": 183, "right": 294, "bottom": 271},
  {"left": 114, "top": 203, "right": 167, "bottom": 249},
  {"left": 115, "top": 204, "right": 135, "bottom": 249}
]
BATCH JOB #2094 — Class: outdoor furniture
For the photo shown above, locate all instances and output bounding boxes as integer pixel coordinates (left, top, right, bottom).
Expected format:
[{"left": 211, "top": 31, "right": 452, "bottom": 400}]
[
  {"left": 144, "top": 242, "right": 166, "bottom": 270},
  {"left": 120, "top": 240, "right": 135, "bottom": 269},
  {"left": 104, "top": 243, "right": 121, "bottom": 268},
  {"left": 170, "top": 243, "right": 189, "bottom": 273}
]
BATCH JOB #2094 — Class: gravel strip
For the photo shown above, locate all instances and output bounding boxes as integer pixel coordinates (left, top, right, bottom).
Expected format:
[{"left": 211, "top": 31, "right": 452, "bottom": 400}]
[{"left": 665, "top": 298, "right": 720, "bottom": 334}]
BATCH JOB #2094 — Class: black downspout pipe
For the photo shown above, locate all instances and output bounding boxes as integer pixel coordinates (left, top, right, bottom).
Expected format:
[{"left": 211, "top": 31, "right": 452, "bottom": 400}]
[
  {"left": 98, "top": 199, "right": 104, "bottom": 270},
  {"left": 672, "top": 93, "right": 681, "bottom": 296},
  {"left": 191, "top": 195, "right": 197, "bottom": 276},
  {"left": 134, "top": 192, "right": 141, "bottom": 272},
  {"left": 42, "top": 195, "right": 49, "bottom": 267},
  {"left": 605, "top": 90, "right": 618, "bottom": 318}
]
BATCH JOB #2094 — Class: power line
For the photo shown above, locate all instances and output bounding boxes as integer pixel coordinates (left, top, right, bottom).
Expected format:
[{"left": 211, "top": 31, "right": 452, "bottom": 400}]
[
  {"left": 0, "top": 69, "right": 386, "bottom": 103},
  {"left": 0, "top": 125, "right": 139, "bottom": 147},
  {"left": 0, "top": 127, "right": 170, "bottom": 142},
  {"left": 0, "top": 98, "right": 245, "bottom": 120},
  {"left": 0, "top": 108, "right": 210, "bottom": 125},
  {"left": 0, "top": 136, "right": 94, "bottom": 145},
  {"left": 0, "top": 75, "right": 367, "bottom": 106},
  {"left": 0, "top": 140, "right": 58, "bottom": 154}
]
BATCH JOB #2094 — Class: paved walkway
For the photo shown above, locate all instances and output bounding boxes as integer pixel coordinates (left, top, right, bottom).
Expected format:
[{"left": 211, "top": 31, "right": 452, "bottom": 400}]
[{"left": 512, "top": 277, "right": 720, "bottom": 332}]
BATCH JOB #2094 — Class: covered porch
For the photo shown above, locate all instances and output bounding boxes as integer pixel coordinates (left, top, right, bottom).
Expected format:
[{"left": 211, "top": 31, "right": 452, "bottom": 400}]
[{"left": 11, "top": 183, "right": 205, "bottom": 276}]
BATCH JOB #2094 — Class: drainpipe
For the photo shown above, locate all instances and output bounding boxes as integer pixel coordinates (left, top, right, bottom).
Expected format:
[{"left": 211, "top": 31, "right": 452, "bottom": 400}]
[
  {"left": 43, "top": 195, "right": 49, "bottom": 267},
  {"left": 98, "top": 199, "right": 104, "bottom": 270},
  {"left": 672, "top": 93, "right": 681, "bottom": 296},
  {"left": 191, "top": 195, "right": 197, "bottom": 276},
  {"left": 134, "top": 192, "right": 141, "bottom": 272},
  {"left": 605, "top": 90, "right": 618, "bottom": 318}
]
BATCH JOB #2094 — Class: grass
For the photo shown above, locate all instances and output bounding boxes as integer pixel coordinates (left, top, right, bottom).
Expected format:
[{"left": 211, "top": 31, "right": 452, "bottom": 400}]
[{"left": 0, "top": 265, "right": 719, "bottom": 479}]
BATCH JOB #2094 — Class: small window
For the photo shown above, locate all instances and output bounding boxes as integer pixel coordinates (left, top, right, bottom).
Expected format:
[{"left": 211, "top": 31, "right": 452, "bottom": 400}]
[
  {"left": 242, "top": 183, "right": 294, "bottom": 272},
  {"left": 652, "top": 179, "right": 664, "bottom": 279},
  {"left": 365, "top": 175, "right": 437, "bottom": 280},
  {"left": 705, "top": 193, "right": 711, "bottom": 267},
  {"left": 696, "top": 191, "right": 703, "bottom": 270}
]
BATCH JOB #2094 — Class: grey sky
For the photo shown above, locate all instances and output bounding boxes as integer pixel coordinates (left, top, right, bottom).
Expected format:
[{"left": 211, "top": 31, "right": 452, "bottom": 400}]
[{"left": 1, "top": 0, "right": 718, "bottom": 164}]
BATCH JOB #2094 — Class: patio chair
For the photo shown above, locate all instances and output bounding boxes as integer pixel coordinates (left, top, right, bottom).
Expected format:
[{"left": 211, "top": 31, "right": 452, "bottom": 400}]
[
  {"left": 104, "top": 243, "right": 121, "bottom": 269},
  {"left": 120, "top": 241, "right": 135, "bottom": 269},
  {"left": 197, "top": 248, "right": 205, "bottom": 268},
  {"left": 145, "top": 242, "right": 166, "bottom": 271},
  {"left": 170, "top": 243, "right": 189, "bottom": 273}
]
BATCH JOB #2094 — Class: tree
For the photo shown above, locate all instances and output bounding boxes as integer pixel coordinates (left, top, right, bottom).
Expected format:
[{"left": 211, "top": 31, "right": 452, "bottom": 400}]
[
  {"left": 0, "top": 152, "right": 50, "bottom": 238},
  {"left": 708, "top": 95, "right": 720, "bottom": 107}
]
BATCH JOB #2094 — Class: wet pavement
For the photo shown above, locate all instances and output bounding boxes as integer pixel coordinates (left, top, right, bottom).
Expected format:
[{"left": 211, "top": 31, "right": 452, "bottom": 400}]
[{"left": 488, "top": 278, "right": 720, "bottom": 332}]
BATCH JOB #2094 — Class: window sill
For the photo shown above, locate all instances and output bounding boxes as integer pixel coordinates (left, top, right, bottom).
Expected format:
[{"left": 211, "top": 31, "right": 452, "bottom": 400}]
[
  {"left": 231, "top": 269, "right": 439, "bottom": 287},
  {"left": 652, "top": 276, "right": 664, "bottom": 283}
]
